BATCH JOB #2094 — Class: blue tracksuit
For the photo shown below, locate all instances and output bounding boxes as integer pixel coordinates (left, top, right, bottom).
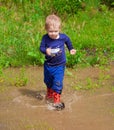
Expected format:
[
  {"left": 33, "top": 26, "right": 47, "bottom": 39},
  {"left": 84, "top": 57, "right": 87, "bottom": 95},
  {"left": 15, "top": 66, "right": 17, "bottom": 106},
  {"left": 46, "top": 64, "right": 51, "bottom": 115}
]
[{"left": 40, "top": 33, "right": 74, "bottom": 94}]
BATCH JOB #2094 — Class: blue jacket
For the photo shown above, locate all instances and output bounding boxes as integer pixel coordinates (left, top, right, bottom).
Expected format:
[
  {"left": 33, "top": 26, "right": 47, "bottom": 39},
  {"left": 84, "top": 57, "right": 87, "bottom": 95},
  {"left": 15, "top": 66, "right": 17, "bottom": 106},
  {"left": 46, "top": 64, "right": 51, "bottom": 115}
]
[{"left": 40, "top": 33, "right": 74, "bottom": 66}]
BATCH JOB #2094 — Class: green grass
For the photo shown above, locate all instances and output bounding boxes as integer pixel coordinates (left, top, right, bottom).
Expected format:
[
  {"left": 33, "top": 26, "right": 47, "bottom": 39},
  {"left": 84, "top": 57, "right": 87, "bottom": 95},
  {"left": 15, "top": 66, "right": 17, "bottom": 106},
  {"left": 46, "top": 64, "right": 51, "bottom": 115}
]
[
  {"left": 0, "top": 1, "right": 114, "bottom": 67},
  {"left": 63, "top": 7, "right": 114, "bottom": 67}
]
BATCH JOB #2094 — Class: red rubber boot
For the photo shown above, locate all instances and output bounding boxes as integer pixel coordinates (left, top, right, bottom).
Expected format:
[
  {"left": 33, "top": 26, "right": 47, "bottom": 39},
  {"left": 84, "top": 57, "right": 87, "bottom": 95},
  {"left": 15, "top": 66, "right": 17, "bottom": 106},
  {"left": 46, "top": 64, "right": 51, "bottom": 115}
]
[
  {"left": 53, "top": 91, "right": 65, "bottom": 110},
  {"left": 45, "top": 88, "right": 54, "bottom": 103}
]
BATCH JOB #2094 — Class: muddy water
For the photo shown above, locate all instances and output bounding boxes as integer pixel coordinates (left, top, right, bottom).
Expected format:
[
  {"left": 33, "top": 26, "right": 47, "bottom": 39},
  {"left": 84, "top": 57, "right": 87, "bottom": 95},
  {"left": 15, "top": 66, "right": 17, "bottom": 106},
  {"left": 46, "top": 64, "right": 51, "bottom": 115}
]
[{"left": 0, "top": 65, "right": 114, "bottom": 130}]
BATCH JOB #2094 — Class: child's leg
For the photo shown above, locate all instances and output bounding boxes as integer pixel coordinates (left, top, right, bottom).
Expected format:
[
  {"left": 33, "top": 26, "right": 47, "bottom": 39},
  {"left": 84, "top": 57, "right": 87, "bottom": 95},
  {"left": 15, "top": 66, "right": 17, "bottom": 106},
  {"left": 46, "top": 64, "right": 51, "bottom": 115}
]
[
  {"left": 44, "top": 64, "right": 65, "bottom": 110},
  {"left": 51, "top": 66, "right": 65, "bottom": 110},
  {"left": 44, "top": 64, "right": 53, "bottom": 99},
  {"left": 52, "top": 66, "right": 65, "bottom": 96}
]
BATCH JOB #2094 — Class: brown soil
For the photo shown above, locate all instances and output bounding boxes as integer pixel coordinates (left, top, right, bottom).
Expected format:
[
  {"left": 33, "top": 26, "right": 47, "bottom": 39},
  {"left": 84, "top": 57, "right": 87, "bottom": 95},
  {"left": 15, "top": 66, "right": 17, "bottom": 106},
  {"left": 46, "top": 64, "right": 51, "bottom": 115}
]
[{"left": 0, "top": 64, "right": 114, "bottom": 130}]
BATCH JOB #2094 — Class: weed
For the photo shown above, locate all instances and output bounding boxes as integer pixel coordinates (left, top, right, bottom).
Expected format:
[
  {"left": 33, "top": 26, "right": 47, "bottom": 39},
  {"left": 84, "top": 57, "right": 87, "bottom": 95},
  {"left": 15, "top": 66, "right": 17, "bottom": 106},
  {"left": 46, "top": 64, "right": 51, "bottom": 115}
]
[
  {"left": 72, "top": 65, "right": 111, "bottom": 91},
  {"left": 0, "top": 66, "right": 4, "bottom": 83},
  {"left": 65, "top": 69, "right": 73, "bottom": 76},
  {"left": 73, "top": 78, "right": 97, "bottom": 91},
  {"left": 85, "top": 77, "right": 96, "bottom": 90},
  {"left": 9, "top": 66, "right": 28, "bottom": 87},
  {"left": 24, "top": 120, "right": 54, "bottom": 130},
  {"left": 112, "top": 86, "right": 114, "bottom": 91},
  {"left": 15, "top": 67, "right": 28, "bottom": 87},
  {"left": 98, "top": 66, "right": 110, "bottom": 86}
]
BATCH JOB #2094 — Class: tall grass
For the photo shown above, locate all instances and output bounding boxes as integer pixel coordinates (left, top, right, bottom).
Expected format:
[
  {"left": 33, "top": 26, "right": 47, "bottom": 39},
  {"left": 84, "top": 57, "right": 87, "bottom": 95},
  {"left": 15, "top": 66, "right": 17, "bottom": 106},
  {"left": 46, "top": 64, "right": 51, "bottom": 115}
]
[
  {"left": 63, "top": 7, "right": 114, "bottom": 66},
  {"left": 0, "top": 0, "right": 114, "bottom": 67},
  {"left": 0, "top": 1, "right": 45, "bottom": 67}
]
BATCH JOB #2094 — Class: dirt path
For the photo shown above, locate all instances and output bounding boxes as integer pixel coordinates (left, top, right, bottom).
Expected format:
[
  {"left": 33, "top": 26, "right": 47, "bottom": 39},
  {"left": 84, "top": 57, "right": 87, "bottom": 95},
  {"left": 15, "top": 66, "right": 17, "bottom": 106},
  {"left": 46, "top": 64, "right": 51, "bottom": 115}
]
[{"left": 0, "top": 65, "right": 114, "bottom": 130}]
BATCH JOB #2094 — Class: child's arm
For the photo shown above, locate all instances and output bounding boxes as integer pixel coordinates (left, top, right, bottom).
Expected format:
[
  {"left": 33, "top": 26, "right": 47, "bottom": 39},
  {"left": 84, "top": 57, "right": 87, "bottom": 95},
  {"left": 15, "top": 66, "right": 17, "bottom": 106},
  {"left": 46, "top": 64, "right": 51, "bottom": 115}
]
[
  {"left": 64, "top": 34, "right": 76, "bottom": 55},
  {"left": 40, "top": 39, "right": 46, "bottom": 54}
]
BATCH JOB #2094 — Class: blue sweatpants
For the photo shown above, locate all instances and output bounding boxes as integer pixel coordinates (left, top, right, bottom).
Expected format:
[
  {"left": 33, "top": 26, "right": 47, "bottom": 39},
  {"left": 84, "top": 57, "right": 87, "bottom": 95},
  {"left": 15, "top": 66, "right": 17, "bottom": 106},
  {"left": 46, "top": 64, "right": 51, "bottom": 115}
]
[{"left": 44, "top": 64, "right": 65, "bottom": 94}]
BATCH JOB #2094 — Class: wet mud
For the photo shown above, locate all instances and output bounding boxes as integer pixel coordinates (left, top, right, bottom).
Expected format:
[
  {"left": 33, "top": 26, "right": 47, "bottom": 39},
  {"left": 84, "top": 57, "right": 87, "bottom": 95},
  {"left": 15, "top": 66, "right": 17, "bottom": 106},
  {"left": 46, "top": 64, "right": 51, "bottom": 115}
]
[{"left": 0, "top": 65, "right": 114, "bottom": 130}]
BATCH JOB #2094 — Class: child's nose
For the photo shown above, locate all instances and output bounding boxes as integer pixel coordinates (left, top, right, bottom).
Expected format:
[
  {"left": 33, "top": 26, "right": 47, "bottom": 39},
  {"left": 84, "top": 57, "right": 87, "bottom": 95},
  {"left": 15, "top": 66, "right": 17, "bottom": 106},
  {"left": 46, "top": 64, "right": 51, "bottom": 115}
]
[{"left": 52, "top": 32, "right": 56, "bottom": 34}]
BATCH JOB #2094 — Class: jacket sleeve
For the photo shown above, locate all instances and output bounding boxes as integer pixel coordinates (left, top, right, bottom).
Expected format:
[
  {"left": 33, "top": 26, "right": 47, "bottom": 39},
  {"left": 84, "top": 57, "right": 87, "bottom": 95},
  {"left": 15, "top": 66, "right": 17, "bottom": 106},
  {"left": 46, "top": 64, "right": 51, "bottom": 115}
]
[
  {"left": 65, "top": 35, "right": 74, "bottom": 51},
  {"left": 40, "top": 36, "right": 46, "bottom": 54}
]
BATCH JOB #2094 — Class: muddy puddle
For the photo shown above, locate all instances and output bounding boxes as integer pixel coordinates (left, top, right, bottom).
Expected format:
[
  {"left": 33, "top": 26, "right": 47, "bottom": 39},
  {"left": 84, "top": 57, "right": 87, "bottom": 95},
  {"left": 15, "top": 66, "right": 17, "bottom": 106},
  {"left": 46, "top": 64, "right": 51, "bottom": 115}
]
[{"left": 0, "top": 64, "right": 114, "bottom": 130}]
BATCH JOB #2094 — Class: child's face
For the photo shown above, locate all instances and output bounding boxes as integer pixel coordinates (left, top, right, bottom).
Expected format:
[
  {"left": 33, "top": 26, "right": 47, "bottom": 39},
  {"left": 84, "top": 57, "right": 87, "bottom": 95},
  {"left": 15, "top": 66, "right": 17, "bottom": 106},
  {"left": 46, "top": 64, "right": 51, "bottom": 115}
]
[{"left": 47, "top": 25, "right": 60, "bottom": 39}]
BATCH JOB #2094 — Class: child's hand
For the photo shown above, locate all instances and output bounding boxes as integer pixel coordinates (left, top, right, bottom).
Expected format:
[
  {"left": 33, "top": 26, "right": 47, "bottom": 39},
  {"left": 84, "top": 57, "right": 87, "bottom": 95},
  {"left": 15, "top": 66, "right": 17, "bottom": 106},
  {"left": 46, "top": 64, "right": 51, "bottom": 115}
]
[
  {"left": 46, "top": 48, "right": 51, "bottom": 55},
  {"left": 70, "top": 49, "right": 76, "bottom": 55}
]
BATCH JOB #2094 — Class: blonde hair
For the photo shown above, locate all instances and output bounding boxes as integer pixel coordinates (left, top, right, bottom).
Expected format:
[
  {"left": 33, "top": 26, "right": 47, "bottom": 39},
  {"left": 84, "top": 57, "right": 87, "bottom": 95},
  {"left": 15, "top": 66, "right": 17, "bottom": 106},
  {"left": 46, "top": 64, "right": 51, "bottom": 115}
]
[{"left": 45, "top": 14, "right": 61, "bottom": 30}]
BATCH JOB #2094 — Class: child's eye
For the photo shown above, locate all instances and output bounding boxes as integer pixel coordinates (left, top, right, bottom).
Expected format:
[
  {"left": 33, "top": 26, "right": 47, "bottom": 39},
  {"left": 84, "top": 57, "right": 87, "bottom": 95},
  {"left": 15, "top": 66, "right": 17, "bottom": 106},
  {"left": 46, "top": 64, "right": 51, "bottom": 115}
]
[
  {"left": 50, "top": 31, "right": 54, "bottom": 33},
  {"left": 49, "top": 30, "right": 58, "bottom": 33}
]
